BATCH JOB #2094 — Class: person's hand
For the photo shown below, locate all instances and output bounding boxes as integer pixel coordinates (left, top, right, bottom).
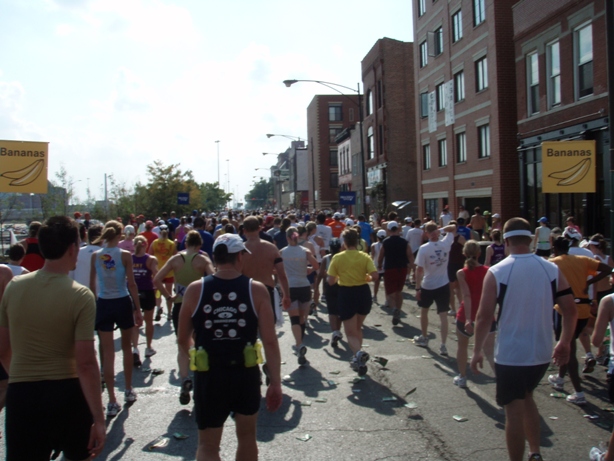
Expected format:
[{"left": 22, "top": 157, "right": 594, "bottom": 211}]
[
  {"left": 134, "top": 310, "right": 144, "bottom": 327},
  {"left": 590, "top": 300, "right": 598, "bottom": 317},
  {"left": 552, "top": 341, "right": 570, "bottom": 367},
  {"left": 415, "top": 290, "right": 422, "bottom": 301},
  {"left": 88, "top": 421, "right": 106, "bottom": 458},
  {"left": 464, "top": 321, "right": 474, "bottom": 335},
  {"left": 470, "top": 351, "right": 483, "bottom": 375},
  {"left": 266, "top": 383, "right": 283, "bottom": 412},
  {"left": 282, "top": 296, "right": 291, "bottom": 311}
]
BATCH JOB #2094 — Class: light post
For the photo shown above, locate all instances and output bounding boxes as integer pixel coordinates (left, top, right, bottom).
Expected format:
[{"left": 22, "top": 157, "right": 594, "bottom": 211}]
[{"left": 283, "top": 79, "right": 366, "bottom": 215}]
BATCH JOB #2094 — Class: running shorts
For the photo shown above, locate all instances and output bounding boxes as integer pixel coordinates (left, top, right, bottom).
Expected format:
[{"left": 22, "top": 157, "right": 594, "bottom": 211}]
[
  {"left": 338, "top": 284, "right": 372, "bottom": 321},
  {"left": 495, "top": 363, "right": 549, "bottom": 407},
  {"left": 96, "top": 295, "right": 135, "bottom": 331},
  {"left": 417, "top": 285, "right": 450, "bottom": 314},
  {"left": 384, "top": 267, "right": 407, "bottom": 295}
]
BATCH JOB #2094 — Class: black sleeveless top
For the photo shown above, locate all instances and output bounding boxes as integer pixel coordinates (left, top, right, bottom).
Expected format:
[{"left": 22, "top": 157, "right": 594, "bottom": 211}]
[{"left": 192, "top": 274, "right": 258, "bottom": 366}]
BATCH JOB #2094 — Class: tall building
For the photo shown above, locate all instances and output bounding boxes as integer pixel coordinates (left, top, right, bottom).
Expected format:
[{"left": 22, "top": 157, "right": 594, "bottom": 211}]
[
  {"left": 307, "top": 94, "right": 359, "bottom": 210},
  {"left": 514, "top": 0, "right": 610, "bottom": 235},
  {"left": 413, "top": 0, "right": 518, "bottom": 221},
  {"left": 362, "top": 38, "right": 417, "bottom": 219},
  {"left": 335, "top": 124, "right": 362, "bottom": 216}
]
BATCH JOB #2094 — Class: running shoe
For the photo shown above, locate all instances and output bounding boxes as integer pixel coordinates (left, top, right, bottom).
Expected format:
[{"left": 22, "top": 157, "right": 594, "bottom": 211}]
[
  {"left": 355, "top": 350, "right": 370, "bottom": 376},
  {"left": 453, "top": 375, "right": 467, "bottom": 388},
  {"left": 372, "top": 296, "right": 378, "bottom": 305},
  {"left": 124, "top": 389, "right": 137, "bottom": 403},
  {"left": 566, "top": 391, "right": 586, "bottom": 405},
  {"left": 583, "top": 353, "right": 597, "bottom": 374},
  {"left": 527, "top": 454, "right": 544, "bottom": 461},
  {"left": 447, "top": 310, "right": 456, "bottom": 317},
  {"left": 293, "top": 344, "right": 307, "bottom": 365},
  {"left": 392, "top": 308, "right": 401, "bottom": 326},
  {"left": 132, "top": 349, "right": 141, "bottom": 368},
  {"left": 439, "top": 344, "right": 448, "bottom": 356},
  {"left": 154, "top": 308, "right": 163, "bottom": 322},
  {"left": 331, "top": 331, "right": 342, "bottom": 348},
  {"left": 106, "top": 402, "right": 121, "bottom": 417},
  {"left": 413, "top": 335, "right": 429, "bottom": 348},
  {"left": 589, "top": 446, "right": 606, "bottom": 460},
  {"left": 547, "top": 374, "right": 564, "bottom": 391},
  {"left": 179, "top": 378, "right": 193, "bottom": 405},
  {"left": 309, "top": 302, "right": 316, "bottom": 316},
  {"left": 145, "top": 347, "right": 157, "bottom": 358}
]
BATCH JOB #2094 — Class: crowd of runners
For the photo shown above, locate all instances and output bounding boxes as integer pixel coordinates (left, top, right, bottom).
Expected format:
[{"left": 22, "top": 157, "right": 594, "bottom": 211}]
[{"left": 0, "top": 207, "right": 614, "bottom": 460}]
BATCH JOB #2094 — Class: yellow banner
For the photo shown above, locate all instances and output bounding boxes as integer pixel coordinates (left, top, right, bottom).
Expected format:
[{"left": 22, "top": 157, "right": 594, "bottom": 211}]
[
  {"left": 0, "top": 140, "right": 48, "bottom": 193},
  {"left": 541, "top": 140, "right": 596, "bottom": 193}
]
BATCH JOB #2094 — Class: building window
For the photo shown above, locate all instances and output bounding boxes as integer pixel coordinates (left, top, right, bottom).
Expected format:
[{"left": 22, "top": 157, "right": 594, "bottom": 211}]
[
  {"left": 478, "top": 124, "right": 490, "bottom": 158},
  {"left": 456, "top": 132, "right": 467, "bottom": 163},
  {"left": 367, "top": 126, "right": 374, "bottom": 160},
  {"left": 547, "top": 41, "right": 561, "bottom": 107},
  {"left": 575, "top": 23, "right": 593, "bottom": 99},
  {"left": 527, "top": 52, "right": 539, "bottom": 115},
  {"left": 330, "top": 172, "right": 338, "bottom": 188},
  {"left": 434, "top": 27, "right": 443, "bottom": 55},
  {"left": 329, "top": 150, "right": 338, "bottom": 167},
  {"left": 329, "top": 126, "right": 343, "bottom": 143},
  {"left": 329, "top": 104, "right": 342, "bottom": 121},
  {"left": 378, "top": 125, "right": 384, "bottom": 156},
  {"left": 420, "top": 41, "right": 428, "bottom": 68},
  {"left": 423, "top": 144, "right": 431, "bottom": 170},
  {"left": 436, "top": 83, "right": 445, "bottom": 111},
  {"left": 473, "top": 0, "right": 485, "bottom": 26},
  {"left": 418, "top": 0, "right": 426, "bottom": 16},
  {"left": 377, "top": 80, "right": 383, "bottom": 108},
  {"left": 366, "top": 89, "right": 373, "bottom": 116},
  {"left": 454, "top": 71, "right": 465, "bottom": 102},
  {"left": 452, "top": 10, "right": 463, "bottom": 43},
  {"left": 438, "top": 138, "right": 447, "bottom": 167},
  {"left": 424, "top": 198, "right": 438, "bottom": 220},
  {"left": 420, "top": 92, "right": 429, "bottom": 117},
  {"left": 475, "top": 57, "right": 488, "bottom": 92}
]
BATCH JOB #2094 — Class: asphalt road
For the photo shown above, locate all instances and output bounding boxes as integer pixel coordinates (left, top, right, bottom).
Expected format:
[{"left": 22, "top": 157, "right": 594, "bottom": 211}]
[{"left": 0, "top": 284, "right": 611, "bottom": 460}]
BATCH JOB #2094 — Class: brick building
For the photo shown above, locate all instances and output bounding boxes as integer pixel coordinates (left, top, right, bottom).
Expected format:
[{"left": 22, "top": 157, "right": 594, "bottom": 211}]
[
  {"left": 413, "top": 0, "right": 518, "bottom": 222},
  {"left": 335, "top": 124, "right": 362, "bottom": 215},
  {"left": 361, "top": 38, "right": 417, "bottom": 219},
  {"left": 514, "top": 0, "right": 610, "bottom": 236},
  {"left": 307, "top": 94, "right": 359, "bottom": 210}
]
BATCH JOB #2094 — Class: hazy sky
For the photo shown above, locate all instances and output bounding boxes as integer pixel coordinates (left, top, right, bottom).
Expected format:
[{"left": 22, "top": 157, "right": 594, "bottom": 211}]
[{"left": 0, "top": 0, "right": 413, "bottom": 207}]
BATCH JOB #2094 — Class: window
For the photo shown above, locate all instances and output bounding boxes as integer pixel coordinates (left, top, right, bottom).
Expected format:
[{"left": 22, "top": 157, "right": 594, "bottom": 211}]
[
  {"left": 547, "top": 41, "right": 561, "bottom": 107},
  {"left": 436, "top": 83, "right": 445, "bottom": 111},
  {"left": 349, "top": 108, "right": 355, "bottom": 122},
  {"left": 423, "top": 144, "right": 431, "bottom": 170},
  {"left": 418, "top": 0, "right": 426, "bottom": 16},
  {"left": 377, "top": 80, "right": 383, "bottom": 108},
  {"left": 454, "top": 71, "right": 465, "bottom": 102},
  {"left": 352, "top": 154, "right": 359, "bottom": 176},
  {"left": 366, "top": 89, "right": 373, "bottom": 116},
  {"left": 456, "top": 132, "right": 467, "bottom": 163},
  {"left": 527, "top": 52, "right": 539, "bottom": 115},
  {"left": 420, "top": 92, "right": 429, "bottom": 117},
  {"left": 438, "top": 138, "right": 447, "bottom": 167},
  {"left": 329, "top": 149, "right": 338, "bottom": 166},
  {"left": 378, "top": 125, "right": 383, "bottom": 156},
  {"left": 473, "top": 0, "right": 485, "bottom": 26},
  {"left": 329, "top": 126, "right": 343, "bottom": 143},
  {"left": 434, "top": 27, "right": 443, "bottom": 55},
  {"left": 475, "top": 57, "right": 488, "bottom": 91},
  {"left": 452, "top": 10, "right": 463, "bottom": 43},
  {"left": 367, "top": 126, "right": 374, "bottom": 160},
  {"left": 330, "top": 172, "right": 338, "bottom": 188},
  {"left": 420, "top": 41, "right": 428, "bottom": 68},
  {"left": 329, "top": 104, "right": 342, "bottom": 121},
  {"left": 478, "top": 124, "right": 490, "bottom": 158},
  {"left": 575, "top": 23, "right": 593, "bottom": 99}
]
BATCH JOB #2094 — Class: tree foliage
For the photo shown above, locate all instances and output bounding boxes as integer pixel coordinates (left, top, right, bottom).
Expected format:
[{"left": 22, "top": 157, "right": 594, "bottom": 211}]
[{"left": 245, "top": 179, "right": 273, "bottom": 209}]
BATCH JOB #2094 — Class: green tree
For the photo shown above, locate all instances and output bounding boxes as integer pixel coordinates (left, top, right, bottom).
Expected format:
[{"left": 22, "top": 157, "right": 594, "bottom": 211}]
[
  {"left": 245, "top": 179, "right": 272, "bottom": 209},
  {"left": 199, "top": 182, "right": 232, "bottom": 212}
]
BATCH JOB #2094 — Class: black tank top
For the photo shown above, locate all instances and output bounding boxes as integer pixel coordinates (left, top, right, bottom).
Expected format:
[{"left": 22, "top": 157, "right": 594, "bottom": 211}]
[
  {"left": 448, "top": 235, "right": 465, "bottom": 266},
  {"left": 192, "top": 274, "right": 258, "bottom": 366}
]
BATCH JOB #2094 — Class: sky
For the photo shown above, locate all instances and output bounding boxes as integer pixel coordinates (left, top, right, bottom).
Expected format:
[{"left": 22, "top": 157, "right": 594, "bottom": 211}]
[{"left": 0, "top": 0, "right": 413, "bottom": 208}]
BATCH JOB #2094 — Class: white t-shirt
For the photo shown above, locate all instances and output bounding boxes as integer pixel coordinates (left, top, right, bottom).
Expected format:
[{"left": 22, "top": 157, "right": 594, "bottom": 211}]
[
  {"left": 569, "top": 246, "right": 593, "bottom": 258},
  {"left": 371, "top": 242, "right": 384, "bottom": 273},
  {"left": 415, "top": 232, "right": 454, "bottom": 290},
  {"left": 316, "top": 224, "right": 333, "bottom": 250},
  {"left": 69, "top": 244, "right": 102, "bottom": 294},
  {"left": 2, "top": 264, "right": 26, "bottom": 277},
  {"left": 439, "top": 212, "right": 452, "bottom": 226},
  {"left": 406, "top": 228, "right": 425, "bottom": 254}
]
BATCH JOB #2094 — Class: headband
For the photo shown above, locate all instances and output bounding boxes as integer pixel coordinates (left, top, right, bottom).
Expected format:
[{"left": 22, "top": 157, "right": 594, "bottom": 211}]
[
  {"left": 503, "top": 230, "right": 532, "bottom": 239},
  {"left": 589, "top": 240, "right": 601, "bottom": 246}
]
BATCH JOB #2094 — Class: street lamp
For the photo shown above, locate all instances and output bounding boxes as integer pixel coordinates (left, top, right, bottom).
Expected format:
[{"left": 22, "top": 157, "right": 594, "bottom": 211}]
[
  {"left": 283, "top": 79, "right": 366, "bottom": 215},
  {"left": 266, "top": 133, "right": 303, "bottom": 142}
]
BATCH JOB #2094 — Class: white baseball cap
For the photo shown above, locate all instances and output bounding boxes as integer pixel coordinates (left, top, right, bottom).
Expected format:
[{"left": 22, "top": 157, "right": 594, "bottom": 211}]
[
  {"left": 387, "top": 221, "right": 399, "bottom": 231},
  {"left": 213, "top": 234, "right": 251, "bottom": 254},
  {"left": 377, "top": 229, "right": 386, "bottom": 238}
]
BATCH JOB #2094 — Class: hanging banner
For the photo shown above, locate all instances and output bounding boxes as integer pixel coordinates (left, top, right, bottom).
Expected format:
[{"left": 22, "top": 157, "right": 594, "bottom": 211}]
[
  {"left": 0, "top": 140, "right": 49, "bottom": 193},
  {"left": 541, "top": 140, "right": 596, "bottom": 193}
]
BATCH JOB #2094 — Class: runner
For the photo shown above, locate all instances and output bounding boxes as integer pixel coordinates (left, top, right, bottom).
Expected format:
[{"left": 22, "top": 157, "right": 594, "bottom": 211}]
[
  {"left": 469, "top": 207, "right": 486, "bottom": 239},
  {"left": 328, "top": 212, "right": 346, "bottom": 238},
  {"left": 298, "top": 224, "right": 319, "bottom": 315},
  {"left": 174, "top": 217, "right": 189, "bottom": 246},
  {"left": 471, "top": 217, "right": 576, "bottom": 461},
  {"left": 533, "top": 217, "right": 551, "bottom": 258},
  {"left": 3, "top": 244, "right": 29, "bottom": 276},
  {"left": 446, "top": 220, "right": 466, "bottom": 317},
  {"left": 316, "top": 238, "right": 343, "bottom": 347},
  {"left": 149, "top": 224, "right": 177, "bottom": 322},
  {"left": 20, "top": 221, "right": 44, "bottom": 272},
  {"left": 484, "top": 229, "right": 507, "bottom": 266},
  {"left": 280, "top": 227, "right": 319, "bottom": 365},
  {"left": 316, "top": 213, "right": 333, "bottom": 254},
  {"left": 357, "top": 214, "right": 373, "bottom": 249},
  {"left": 154, "top": 230, "right": 214, "bottom": 405},
  {"left": 405, "top": 219, "right": 425, "bottom": 284},
  {"left": 370, "top": 229, "right": 386, "bottom": 303},
  {"left": 90, "top": 220, "right": 143, "bottom": 417},
  {"left": 177, "top": 233, "right": 282, "bottom": 461},
  {"left": 118, "top": 224, "right": 136, "bottom": 254},
  {"left": 327, "top": 228, "right": 378, "bottom": 376},
  {"left": 139, "top": 220, "right": 158, "bottom": 250},
  {"left": 0, "top": 265, "right": 11, "bottom": 441},
  {"left": 69, "top": 224, "right": 103, "bottom": 292},
  {"left": 132, "top": 236, "right": 159, "bottom": 361}
]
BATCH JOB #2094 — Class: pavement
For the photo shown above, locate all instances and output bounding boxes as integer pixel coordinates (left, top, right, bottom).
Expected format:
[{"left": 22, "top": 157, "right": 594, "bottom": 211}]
[{"left": 0, "top": 283, "right": 612, "bottom": 460}]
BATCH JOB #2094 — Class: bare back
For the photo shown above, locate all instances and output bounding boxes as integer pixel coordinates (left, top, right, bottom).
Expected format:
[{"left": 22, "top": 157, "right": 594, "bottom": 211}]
[{"left": 243, "top": 238, "right": 281, "bottom": 288}]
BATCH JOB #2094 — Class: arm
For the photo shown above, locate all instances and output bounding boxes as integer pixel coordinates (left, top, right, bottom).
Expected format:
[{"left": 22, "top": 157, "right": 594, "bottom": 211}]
[
  {"left": 484, "top": 246, "right": 493, "bottom": 266},
  {"left": 592, "top": 296, "right": 614, "bottom": 348},
  {"left": 306, "top": 251, "right": 319, "bottom": 273},
  {"left": 147, "top": 241, "right": 155, "bottom": 256},
  {"left": 274, "top": 259, "right": 291, "bottom": 310},
  {"left": 75, "top": 340, "right": 106, "bottom": 458},
  {"left": 122, "top": 251, "right": 143, "bottom": 326},
  {"left": 154, "top": 256, "right": 177, "bottom": 299},
  {"left": 377, "top": 244, "right": 385, "bottom": 271},
  {"left": 586, "top": 262, "right": 613, "bottom": 292},
  {"left": 147, "top": 255, "right": 159, "bottom": 278},
  {"left": 470, "top": 271, "right": 497, "bottom": 374},
  {"left": 457, "top": 270, "right": 473, "bottom": 334},
  {"left": 415, "top": 265, "right": 424, "bottom": 301},
  {"left": 89, "top": 252, "right": 97, "bottom": 294},
  {"left": 552, "top": 271, "right": 577, "bottom": 366},
  {"left": 533, "top": 228, "right": 539, "bottom": 249},
  {"left": 177, "top": 281, "right": 199, "bottom": 357},
  {"left": 197, "top": 254, "right": 215, "bottom": 276},
  {"left": 369, "top": 271, "right": 379, "bottom": 284},
  {"left": 406, "top": 243, "right": 414, "bottom": 268}
]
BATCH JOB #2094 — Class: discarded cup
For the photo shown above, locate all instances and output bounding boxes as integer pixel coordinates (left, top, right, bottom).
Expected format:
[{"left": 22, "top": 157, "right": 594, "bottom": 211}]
[
  {"left": 148, "top": 436, "right": 170, "bottom": 450},
  {"left": 453, "top": 415, "right": 468, "bottom": 422},
  {"left": 296, "top": 434, "right": 312, "bottom": 442},
  {"left": 315, "top": 398, "right": 328, "bottom": 403},
  {"left": 327, "top": 380, "right": 337, "bottom": 386},
  {"left": 550, "top": 392, "right": 566, "bottom": 399},
  {"left": 548, "top": 416, "right": 558, "bottom": 420},
  {"left": 404, "top": 402, "right": 418, "bottom": 409},
  {"left": 584, "top": 414, "right": 599, "bottom": 420},
  {"left": 300, "top": 401, "right": 312, "bottom": 406},
  {"left": 373, "top": 356, "right": 389, "bottom": 367},
  {"left": 283, "top": 375, "right": 294, "bottom": 382}
]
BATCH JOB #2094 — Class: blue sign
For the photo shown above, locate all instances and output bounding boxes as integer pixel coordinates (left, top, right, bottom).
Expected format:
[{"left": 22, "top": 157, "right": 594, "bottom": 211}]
[
  {"left": 177, "top": 193, "right": 190, "bottom": 205},
  {"left": 339, "top": 191, "right": 356, "bottom": 205}
]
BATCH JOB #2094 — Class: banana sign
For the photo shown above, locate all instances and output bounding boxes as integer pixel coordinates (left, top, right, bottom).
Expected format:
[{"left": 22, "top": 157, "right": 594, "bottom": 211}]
[
  {"left": 541, "top": 140, "right": 596, "bottom": 193},
  {"left": 0, "top": 140, "right": 48, "bottom": 193}
]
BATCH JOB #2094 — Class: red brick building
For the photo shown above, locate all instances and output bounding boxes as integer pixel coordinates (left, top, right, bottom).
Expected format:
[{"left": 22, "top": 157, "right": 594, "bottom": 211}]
[
  {"left": 362, "top": 38, "right": 417, "bottom": 218},
  {"left": 307, "top": 94, "right": 359, "bottom": 210},
  {"left": 514, "top": 0, "right": 610, "bottom": 236},
  {"left": 413, "top": 0, "right": 518, "bottom": 222}
]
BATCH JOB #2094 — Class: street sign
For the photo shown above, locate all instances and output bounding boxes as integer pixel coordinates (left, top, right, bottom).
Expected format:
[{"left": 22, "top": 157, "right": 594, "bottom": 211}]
[
  {"left": 177, "top": 192, "right": 190, "bottom": 205},
  {"left": 339, "top": 191, "right": 356, "bottom": 205},
  {"left": 0, "top": 140, "right": 48, "bottom": 193},
  {"left": 541, "top": 140, "right": 596, "bottom": 193}
]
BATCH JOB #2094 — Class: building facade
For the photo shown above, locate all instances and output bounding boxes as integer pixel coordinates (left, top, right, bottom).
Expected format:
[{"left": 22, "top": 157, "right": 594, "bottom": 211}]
[
  {"left": 362, "top": 38, "right": 418, "bottom": 219},
  {"left": 413, "top": 0, "right": 518, "bottom": 222},
  {"left": 335, "top": 125, "right": 362, "bottom": 215},
  {"left": 307, "top": 94, "right": 359, "bottom": 210},
  {"left": 514, "top": 0, "right": 610, "bottom": 236}
]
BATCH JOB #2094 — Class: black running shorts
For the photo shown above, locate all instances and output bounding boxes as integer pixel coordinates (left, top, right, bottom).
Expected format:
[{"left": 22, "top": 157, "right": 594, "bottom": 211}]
[
  {"left": 417, "top": 284, "right": 450, "bottom": 314},
  {"left": 95, "top": 295, "right": 135, "bottom": 331},
  {"left": 338, "top": 284, "right": 372, "bottom": 321},
  {"left": 138, "top": 289, "right": 156, "bottom": 311},
  {"left": 495, "top": 363, "right": 549, "bottom": 407}
]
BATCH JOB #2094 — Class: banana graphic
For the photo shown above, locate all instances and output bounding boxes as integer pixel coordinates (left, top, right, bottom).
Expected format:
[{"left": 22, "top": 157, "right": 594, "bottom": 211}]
[
  {"left": 1, "top": 159, "right": 45, "bottom": 186},
  {"left": 548, "top": 158, "right": 591, "bottom": 186}
]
